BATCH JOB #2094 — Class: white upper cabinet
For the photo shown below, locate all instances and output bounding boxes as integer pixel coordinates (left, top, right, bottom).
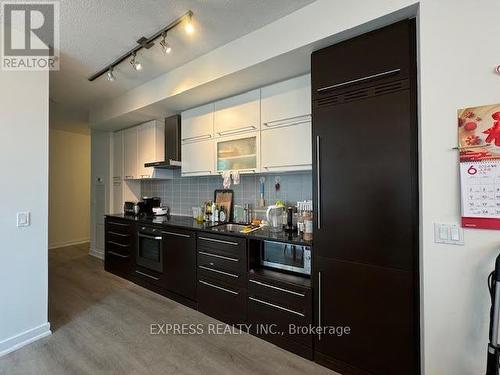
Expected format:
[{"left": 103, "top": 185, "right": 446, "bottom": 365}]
[
  {"left": 214, "top": 89, "right": 260, "bottom": 137},
  {"left": 181, "top": 139, "right": 214, "bottom": 177},
  {"left": 261, "top": 121, "right": 312, "bottom": 172},
  {"left": 261, "top": 74, "right": 311, "bottom": 128},
  {"left": 137, "top": 120, "right": 165, "bottom": 178},
  {"left": 123, "top": 127, "right": 138, "bottom": 180},
  {"left": 181, "top": 103, "right": 214, "bottom": 143},
  {"left": 112, "top": 131, "right": 123, "bottom": 180}
]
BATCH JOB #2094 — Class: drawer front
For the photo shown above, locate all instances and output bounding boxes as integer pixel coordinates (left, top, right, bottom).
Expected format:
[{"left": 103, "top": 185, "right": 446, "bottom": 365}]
[
  {"left": 248, "top": 295, "right": 312, "bottom": 348},
  {"left": 105, "top": 248, "right": 132, "bottom": 276},
  {"left": 106, "top": 240, "right": 132, "bottom": 257},
  {"left": 197, "top": 233, "right": 246, "bottom": 260},
  {"left": 248, "top": 278, "right": 310, "bottom": 315},
  {"left": 107, "top": 230, "right": 132, "bottom": 246},
  {"left": 198, "top": 264, "right": 245, "bottom": 288},
  {"left": 106, "top": 219, "right": 133, "bottom": 234},
  {"left": 198, "top": 250, "right": 245, "bottom": 276},
  {"left": 197, "top": 277, "right": 247, "bottom": 324}
]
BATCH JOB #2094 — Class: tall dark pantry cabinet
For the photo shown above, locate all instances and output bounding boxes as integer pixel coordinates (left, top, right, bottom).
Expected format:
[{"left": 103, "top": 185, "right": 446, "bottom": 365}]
[{"left": 311, "top": 20, "right": 419, "bottom": 375}]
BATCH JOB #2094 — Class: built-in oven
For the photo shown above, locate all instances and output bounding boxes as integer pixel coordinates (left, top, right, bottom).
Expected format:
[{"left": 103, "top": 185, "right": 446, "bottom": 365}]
[
  {"left": 260, "top": 240, "right": 311, "bottom": 276},
  {"left": 137, "top": 226, "right": 163, "bottom": 273}
]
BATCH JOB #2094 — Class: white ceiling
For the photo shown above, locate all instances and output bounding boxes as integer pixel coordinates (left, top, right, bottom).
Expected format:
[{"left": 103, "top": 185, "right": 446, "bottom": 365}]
[{"left": 49, "top": 0, "right": 316, "bottom": 112}]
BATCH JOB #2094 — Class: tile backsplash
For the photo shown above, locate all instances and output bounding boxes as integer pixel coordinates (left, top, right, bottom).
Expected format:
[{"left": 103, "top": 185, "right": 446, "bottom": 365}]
[{"left": 141, "top": 170, "right": 312, "bottom": 216}]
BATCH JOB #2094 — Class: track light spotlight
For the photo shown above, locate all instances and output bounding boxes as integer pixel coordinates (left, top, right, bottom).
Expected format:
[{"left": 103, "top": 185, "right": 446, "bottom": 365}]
[
  {"left": 160, "top": 33, "right": 172, "bottom": 54},
  {"left": 185, "top": 13, "right": 194, "bottom": 34},
  {"left": 130, "top": 52, "right": 142, "bottom": 71},
  {"left": 106, "top": 67, "right": 116, "bottom": 81}
]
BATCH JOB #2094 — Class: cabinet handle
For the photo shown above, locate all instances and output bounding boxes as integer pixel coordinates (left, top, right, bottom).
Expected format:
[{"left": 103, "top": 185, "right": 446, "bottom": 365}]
[
  {"left": 135, "top": 270, "right": 160, "bottom": 281},
  {"left": 108, "top": 231, "right": 129, "bottom": 237},
  {"left": 125, "top": 175, "right": 134, "bottom": 179},
  {"left": 108, "top": 251, "right": 129, "bottom": 258},
  {"left": 317, "top": 68, "right": 401, "bottom": 93},
  {"left": 316, "top": 135, "right": 321, "bottom": 229},
  {"left": 249, "top": 279, "right": 305, "bottom": 297},
  {"left": 182, "top": 134, "right": 212, "bottom": 142},
  {"left": 249, "top": 297, "right": 305, "bottom": 317},
  {"left": 318, "top": 271, "right": 322, "bottom": 341},
  {"left": 198, "top": 251, "right": 239, "bottom": 262},
  {"left": 182, "top": 171, "right": 212, "bottom": 175},
  {"left": 217, "top": 169, "right": 255, "bottom": 175},
  {"left": 217, "top": 125, "right": 256, "bottom": 136},
  {"left": 263, "top": 115, "right": 311, "bottom": 128},
  {"left": 162, "top": 231, "right": 191, "bottom": 238},
  {"left": 107, "top": 241, "right": 129, "bottom": 248},
  {"left": 113, "top": 176, "right": 122, "bottom": 180},
  {"left": 264, "top": 163, "right": 311, "bottom": 170},
  {"left": 108, "top": 221, "right": 129, "bottom": 227},
  {"left": 198, "top": 265, "right": 239, "bottom": 278},
  {"left": 198, "top": 236, "right": 238, "bottom": 246},
  {"left": 199, "top": 280, "right": 239, "bottom": 295}
]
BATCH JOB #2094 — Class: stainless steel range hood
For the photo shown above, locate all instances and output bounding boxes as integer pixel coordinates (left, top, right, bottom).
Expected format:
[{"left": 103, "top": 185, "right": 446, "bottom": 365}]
[{"left": 144, "top": 115, "right": 181, "bottom": 169}]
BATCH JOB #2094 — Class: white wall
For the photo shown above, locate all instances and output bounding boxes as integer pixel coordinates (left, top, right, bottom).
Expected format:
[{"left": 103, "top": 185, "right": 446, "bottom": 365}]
[
  {"left": 89, "top": 0, "right": 500, "bottom": 373},
  {"left": 0, "top": 68, "right": 51, "bottom": 355}
]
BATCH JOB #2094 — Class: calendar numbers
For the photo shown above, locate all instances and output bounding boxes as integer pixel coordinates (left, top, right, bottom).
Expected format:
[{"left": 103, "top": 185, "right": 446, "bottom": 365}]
[{"left": 461, "top": 162, "right": 500, "bottom": 218}]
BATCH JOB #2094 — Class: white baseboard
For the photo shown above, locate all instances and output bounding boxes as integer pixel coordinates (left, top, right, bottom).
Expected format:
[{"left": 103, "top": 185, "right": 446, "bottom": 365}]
[
  {"left": 49, "top": 238, "right": 90, "bottom": 250},
  {"left": 0, "top": 322, "right": 51, "bottom": 358},
  {"left": 89, "top": 247, "right": 104, "bottom": 260}
]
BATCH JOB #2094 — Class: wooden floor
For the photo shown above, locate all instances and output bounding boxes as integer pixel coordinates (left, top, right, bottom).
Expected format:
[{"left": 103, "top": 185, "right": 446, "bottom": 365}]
[{"left": 0, "top": 243, "right": 336, "bottom": 375}]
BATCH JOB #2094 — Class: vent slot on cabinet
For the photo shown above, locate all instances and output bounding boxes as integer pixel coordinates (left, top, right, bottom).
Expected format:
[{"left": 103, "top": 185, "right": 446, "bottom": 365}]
[{"left": 315, "top": 79, "right": 409, "bottom": 109}]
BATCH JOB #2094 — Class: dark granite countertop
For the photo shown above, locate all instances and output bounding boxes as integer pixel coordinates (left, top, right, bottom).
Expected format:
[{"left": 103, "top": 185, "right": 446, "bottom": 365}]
[{"left": 106, "top": 214, "right": 312, "bottom": 247}]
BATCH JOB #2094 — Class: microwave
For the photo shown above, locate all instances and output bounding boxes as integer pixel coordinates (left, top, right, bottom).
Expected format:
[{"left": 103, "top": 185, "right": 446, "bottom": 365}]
[{"left": 261, "top": 240, "right": 311, "bottom": 276}]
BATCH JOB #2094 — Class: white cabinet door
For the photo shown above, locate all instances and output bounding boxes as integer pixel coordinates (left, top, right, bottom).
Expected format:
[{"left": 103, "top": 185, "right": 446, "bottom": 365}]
[
  {"left": 181, "top": 139, "right": 214, "bottom": 176},
  {"left": 123, "top": 127, "right": 138, "bottom": 179},
  {"left": 137, "top": 121, "right": 157, "bottom": 178},
  {"left": 181, "top": 103, "right": 214, "bottom": 143},
  {"left": 112, "top": 181, "right": 123, "bottom": 214},
  {"left": 261, "top": 74, "right": 311, "bottom": 128},
  {"left": 214, "top": 89, "right": 260, "bottom": 137},
  {"left": 112, "top": 131, "right": 123, "bottom": 180},
  {"left": 261, "top": 121, "right": 312, "bottom": 172}
]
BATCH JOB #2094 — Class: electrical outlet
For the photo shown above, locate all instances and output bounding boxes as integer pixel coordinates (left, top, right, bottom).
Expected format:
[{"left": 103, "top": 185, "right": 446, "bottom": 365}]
[
  {"left": 434, "top": 223, "right": 464, "bottom": 245},
  {"left": 17, "top": 212, "right": 31, "bottom": 227}
]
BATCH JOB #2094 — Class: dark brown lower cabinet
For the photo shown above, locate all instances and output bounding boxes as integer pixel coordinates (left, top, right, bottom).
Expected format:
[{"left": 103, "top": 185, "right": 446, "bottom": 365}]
[
  {"left": 104, "top": 218, "right": 135, "bottom": 278},
  {"left": 314, "top": 256, "right": 417, "bottom": 375},
  {"left": 163, "top": 228, "right": 197, "bottom": 302},
  {"left": 247, "top": 270, "right": 313, "bottom": 359}
]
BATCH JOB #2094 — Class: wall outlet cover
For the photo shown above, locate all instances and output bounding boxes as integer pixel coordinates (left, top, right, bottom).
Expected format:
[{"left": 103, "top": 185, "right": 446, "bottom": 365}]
[{"left": 17, "top": 211, "right": 31, "bottom": 227}]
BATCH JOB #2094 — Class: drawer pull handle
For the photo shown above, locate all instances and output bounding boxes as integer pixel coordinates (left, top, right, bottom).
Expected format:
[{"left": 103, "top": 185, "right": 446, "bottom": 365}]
[
  {"left": 199, "top": 280, "right": 239, "bottom": 295},
  {"left": 198, "top": 251, "right": 239, "bottom": 262},
  {"left": 107, "top": 241, "right": 129, "bottom": 248},
  {"left": 198, "top": 236, "right": 238, "bottom": 246},
  {"left": 135, "top": 270, "right": 160, "bottom": 281},
  {"left": 162, "top": 231, "right": 191, "bottom": 238},
  {"left": 249, "top": 280, "right": 306, "bottom": 297},
  {"left": 263, "top": 163, "right": 311, "bottom": 170},
  {"left": 108, "top": 251, "right": 129, "bottom": 259},
  {"left": 198, "top": 265, "right": 239, "bottom": 278},
  {"left": 108, "top": 221, "right": 129, "bottom": 227},
  {"left": 317, "top": 68, "right": 401, "bottom": 92},
  {"left": 249, "top": 297, "right": 305, "bottom": 317},
  {"left": 108, "top": 231, "right": 129, "bottom": 237}
]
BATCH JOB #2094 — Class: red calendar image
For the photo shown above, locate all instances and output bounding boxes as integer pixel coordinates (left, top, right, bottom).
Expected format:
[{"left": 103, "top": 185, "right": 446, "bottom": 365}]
[{"left": 458, "top": 103, "right": 500, "bottom": 229}]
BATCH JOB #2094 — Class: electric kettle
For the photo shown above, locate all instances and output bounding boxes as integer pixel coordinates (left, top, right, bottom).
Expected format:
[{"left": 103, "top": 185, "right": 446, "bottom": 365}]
[{"left": 266, "top": 205, "right": 284, "bottom": 232}]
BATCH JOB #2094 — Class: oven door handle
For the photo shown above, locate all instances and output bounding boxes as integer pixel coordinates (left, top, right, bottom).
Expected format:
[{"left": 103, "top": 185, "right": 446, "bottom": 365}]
[{"left": 138, "top": 233, "right": 162, "bottom": 240}]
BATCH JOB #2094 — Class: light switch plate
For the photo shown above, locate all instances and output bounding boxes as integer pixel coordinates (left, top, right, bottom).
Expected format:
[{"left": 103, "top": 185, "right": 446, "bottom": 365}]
[
  {"left": 17, "top": 212, "right": 30, "bottom": 227},
  {"left": 434, "top": 223, "right": 464, "bottom": 245}
]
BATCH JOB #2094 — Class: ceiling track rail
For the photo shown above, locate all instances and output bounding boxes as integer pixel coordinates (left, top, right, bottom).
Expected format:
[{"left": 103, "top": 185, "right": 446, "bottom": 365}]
[{"left": 88, "top": 10, "right": 193, "bottom": 82}]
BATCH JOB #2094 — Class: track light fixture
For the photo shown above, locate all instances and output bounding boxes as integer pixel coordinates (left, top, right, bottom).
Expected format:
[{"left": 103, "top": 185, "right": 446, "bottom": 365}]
[
  {"left": 130, "top": 52, "right": 142, "bottom": 71},
  {"left": 185, "top": 13, "right": 194, "bottom": 34},
  {"left": 106, "top": 67, "right": 115, "bottom": 81},
  {"left": 88, "top": 10, "right": 194, "bottom": 82},
  {"left": 160, "top": 33, "right": 172, "bottom": 54}
]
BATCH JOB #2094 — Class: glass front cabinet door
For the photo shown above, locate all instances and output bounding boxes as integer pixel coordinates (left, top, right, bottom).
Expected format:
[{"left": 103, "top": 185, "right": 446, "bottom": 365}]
[{"left": 215, "top": 132, "right": 260, "bottom": 173}]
